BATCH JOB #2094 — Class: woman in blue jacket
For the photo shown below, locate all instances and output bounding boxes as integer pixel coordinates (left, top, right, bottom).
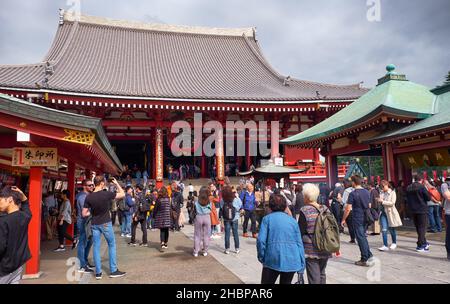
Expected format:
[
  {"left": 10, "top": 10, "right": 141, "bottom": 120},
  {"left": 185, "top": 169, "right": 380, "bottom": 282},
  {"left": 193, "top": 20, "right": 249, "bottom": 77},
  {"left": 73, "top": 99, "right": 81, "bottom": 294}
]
[{"left": 257, "top": 193, "right": 305, "bottom": 284}]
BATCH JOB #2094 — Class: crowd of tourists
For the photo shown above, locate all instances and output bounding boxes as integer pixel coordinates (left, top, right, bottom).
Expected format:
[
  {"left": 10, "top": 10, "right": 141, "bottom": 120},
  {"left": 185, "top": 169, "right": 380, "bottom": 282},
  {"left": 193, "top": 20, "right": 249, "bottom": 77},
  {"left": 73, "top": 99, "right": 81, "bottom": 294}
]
[{"left": 0, "top": 170, "right": 449, "bottom": 284}]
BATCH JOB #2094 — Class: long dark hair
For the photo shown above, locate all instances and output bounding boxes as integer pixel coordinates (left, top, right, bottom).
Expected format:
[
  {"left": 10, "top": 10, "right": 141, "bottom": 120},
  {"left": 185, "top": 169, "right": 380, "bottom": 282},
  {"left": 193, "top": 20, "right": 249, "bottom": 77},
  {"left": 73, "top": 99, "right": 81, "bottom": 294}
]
[
  {"left": 158, "top": 186, "right": 169, "bottom": 198},
  {"left": 221, "top": 186, "right": 235, "bottom": 204},
  {"left": 198, "top": 186, "right": 210, "bottom": 206}
]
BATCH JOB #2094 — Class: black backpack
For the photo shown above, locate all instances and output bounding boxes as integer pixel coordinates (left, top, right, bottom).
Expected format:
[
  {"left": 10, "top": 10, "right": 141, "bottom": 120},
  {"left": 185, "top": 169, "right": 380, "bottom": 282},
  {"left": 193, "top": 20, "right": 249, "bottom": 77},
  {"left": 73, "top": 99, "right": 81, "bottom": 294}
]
[
  {"left": 222, "top": 201, "right": 236, "bottom": 221},
  {"left": 118, "top": 198, "right": 130, "bottom": 212}
]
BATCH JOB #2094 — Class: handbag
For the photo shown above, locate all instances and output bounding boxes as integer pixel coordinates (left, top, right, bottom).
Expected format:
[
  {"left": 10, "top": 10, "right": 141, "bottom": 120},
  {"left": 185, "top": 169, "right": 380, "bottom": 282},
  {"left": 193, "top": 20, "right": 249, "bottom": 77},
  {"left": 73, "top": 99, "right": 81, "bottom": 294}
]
[{"left": 295, "top": 272, "right": 305, "bottom": 284}]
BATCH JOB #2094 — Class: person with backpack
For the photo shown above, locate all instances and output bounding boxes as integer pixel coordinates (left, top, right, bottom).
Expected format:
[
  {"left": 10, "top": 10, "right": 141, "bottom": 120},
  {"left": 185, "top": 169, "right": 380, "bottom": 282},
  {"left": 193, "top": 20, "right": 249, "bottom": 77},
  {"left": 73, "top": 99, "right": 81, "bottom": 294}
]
[
  {"left": 257, "top": 194, "right": 305, "bottom": 284},
  {"left": 129, "top": 185, "right": 150, "bottom": 247},
  {"left": 220, "top": 186, "right": 242, "bottom": 254},
  {"left": 240, "top": 183, "right": 257, "bottom": 238},
  {"left": 441, "top": 177, "right": 450, "bottom": 261},
  {"left": 192, "top": 186, "right": 212, "bottom": 257},
  {"left": 424, "top": 179, "right": 442, "bottom": 233},
  {"left": 406, "top": 174, "right": 432, "bottom": 252},
  {"left": 298, "top": 183, "right": 339, "bottom": 284},
  {"left": 341, "top": 175, "right": 373, "bottom": 267},
  {"left": 120, "top": 186, "right": 135, "bottom": 238},
  {"left": 377, "top": 180, "right": 402, "bottom": 252}
]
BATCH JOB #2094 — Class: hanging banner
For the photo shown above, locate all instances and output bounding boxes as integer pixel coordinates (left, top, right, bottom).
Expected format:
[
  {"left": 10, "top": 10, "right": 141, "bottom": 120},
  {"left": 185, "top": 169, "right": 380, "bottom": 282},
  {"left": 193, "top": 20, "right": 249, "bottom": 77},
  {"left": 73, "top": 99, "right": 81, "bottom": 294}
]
[
  {"left": 399, "top": 148, "right": 450, "bottom": 168},
  {"left": 12, "top": 147, "right": 58, "bottom": 167},
  {"left": 216, "top": 128, "right": 225, "bottom": 182},
  {"left": 155, "top": 129, "right": 164, "bottom": 182}
]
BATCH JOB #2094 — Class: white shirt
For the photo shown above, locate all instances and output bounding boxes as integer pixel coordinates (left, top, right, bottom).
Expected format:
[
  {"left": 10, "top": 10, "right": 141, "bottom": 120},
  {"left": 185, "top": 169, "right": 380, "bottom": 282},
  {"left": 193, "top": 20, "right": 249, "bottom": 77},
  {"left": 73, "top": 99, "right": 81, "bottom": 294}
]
[
  {"left": 188, "top": 185, "right": 194, "bottom": 192},
  {"left": 342, "top": 187, "right": 354, "bottom": 208}
]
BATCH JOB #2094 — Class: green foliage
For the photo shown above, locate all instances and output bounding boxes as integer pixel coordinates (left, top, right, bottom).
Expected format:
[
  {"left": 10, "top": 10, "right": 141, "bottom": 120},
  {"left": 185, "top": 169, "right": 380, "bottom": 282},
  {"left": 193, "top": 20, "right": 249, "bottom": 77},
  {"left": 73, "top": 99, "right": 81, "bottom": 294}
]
[{"left": 338, "top": 156, "right": 384, "bottom": 178}]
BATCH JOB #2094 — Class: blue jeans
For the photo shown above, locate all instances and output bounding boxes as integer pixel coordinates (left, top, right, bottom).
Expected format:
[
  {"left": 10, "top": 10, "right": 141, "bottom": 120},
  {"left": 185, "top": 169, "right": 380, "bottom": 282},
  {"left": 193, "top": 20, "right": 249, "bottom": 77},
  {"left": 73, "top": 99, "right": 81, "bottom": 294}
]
[
  {"left": 354, "top": 223, "right": 373, "bottom": 262},
  {"left": 77, "top": 219, "right": 93, "bottom": 268},
  {"left": 121, "top": 213, "right": 132, "bottom": 235},
  {"left": 380, "top": 212, "right": 397, "bottom": 247},
  {"left": 428, "top": 205, "right": 442, "bottom": 232},
  {"left": 224, "top": 220, "right": 240, "bottom": 250},
  {"left": 92, "top": 222, "right": 118, "bottom": 275}
]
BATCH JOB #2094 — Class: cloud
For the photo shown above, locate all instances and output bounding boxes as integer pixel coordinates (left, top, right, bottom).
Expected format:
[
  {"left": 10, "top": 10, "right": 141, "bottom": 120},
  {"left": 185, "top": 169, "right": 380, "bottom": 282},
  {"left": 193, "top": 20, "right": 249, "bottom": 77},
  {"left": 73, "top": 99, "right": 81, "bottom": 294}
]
[{"left": 0, "top": 0, "right": 449, "bottom": 88}]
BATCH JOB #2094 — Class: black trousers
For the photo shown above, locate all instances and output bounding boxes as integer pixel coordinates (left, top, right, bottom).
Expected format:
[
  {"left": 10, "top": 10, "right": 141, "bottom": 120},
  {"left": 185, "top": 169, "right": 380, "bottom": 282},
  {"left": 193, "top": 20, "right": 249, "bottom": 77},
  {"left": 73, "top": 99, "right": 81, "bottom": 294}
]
[
  {"left": 131, "top": 218, "right": 148, "bottom": 244},
  {"left": 306, "top": 258, "right": 328, "bottom": 284},
  {"left": 412, "top": 213, "right": 428, "bottom": 247},
  {"left": 261, "top": 267, "right": 295, "bottom": 284},
  {"left": 347, "top": 211, "right": 356, "bottom": 241},
  {"left": 243, "top": 210, "right": 256, "bottom": 234},
  {"left": 57, "top": 220, "right": 74, "bottom": 246},
  {"left": 116, "top": 210, "right": 123, "bottom": 226},
  {"left": 111, "top": 211, "right": 117, "bottom": 226},
  {"left": 160, "top": 228, "right": 169, "bottom": 244}
]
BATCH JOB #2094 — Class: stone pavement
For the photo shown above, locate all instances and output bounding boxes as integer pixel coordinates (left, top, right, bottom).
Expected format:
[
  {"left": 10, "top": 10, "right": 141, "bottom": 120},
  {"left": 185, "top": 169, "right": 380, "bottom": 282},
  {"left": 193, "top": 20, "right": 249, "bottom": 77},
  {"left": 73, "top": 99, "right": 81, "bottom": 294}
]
[
  {"left": 181, "top": 208, "right": 450, "bottom": 284},
  {"left": 21, "top": 224, "right": 242, "bottom": 284}
]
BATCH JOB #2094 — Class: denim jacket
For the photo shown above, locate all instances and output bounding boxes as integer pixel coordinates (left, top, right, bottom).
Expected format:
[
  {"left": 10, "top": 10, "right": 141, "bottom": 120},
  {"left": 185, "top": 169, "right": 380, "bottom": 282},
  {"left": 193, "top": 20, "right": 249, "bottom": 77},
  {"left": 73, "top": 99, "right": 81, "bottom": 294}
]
[
  {"left": 257, "top": 211, "right": 305, "bottom": 273},
  {"left": 195, "top": 201, "right": 212, "bottom": 215}
]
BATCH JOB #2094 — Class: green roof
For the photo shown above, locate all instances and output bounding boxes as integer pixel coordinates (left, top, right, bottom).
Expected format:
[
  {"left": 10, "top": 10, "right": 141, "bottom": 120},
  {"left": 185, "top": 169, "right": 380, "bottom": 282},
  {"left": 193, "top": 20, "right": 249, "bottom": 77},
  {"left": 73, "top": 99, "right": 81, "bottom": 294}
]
[
  {"left": 238, "top": 161, "right": 305, "bottom": 176},
  {"left": 367, "top": 89, "right": 450, "bottom": 142},
  {"left": 0, "top": 93, "right": 122, "bottom": 171},
  {"left": 281, "top": 67, "right": 436, "bottom": 146}
]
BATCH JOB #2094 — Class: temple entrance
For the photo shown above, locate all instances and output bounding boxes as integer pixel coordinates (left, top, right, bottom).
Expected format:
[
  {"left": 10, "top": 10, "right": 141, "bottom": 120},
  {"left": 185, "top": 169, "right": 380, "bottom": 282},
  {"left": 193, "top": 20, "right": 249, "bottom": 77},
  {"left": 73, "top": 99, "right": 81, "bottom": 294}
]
[{"left": 111, "top": 140, "right": 151, "bottom": 174}]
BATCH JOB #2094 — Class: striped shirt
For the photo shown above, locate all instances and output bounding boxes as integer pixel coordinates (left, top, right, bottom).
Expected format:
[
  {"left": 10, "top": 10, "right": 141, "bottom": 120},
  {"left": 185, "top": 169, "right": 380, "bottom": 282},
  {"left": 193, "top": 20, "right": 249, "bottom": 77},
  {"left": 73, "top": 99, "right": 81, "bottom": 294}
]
[{"left": 299, "top": 205, "right": 331, "bottom": 259}]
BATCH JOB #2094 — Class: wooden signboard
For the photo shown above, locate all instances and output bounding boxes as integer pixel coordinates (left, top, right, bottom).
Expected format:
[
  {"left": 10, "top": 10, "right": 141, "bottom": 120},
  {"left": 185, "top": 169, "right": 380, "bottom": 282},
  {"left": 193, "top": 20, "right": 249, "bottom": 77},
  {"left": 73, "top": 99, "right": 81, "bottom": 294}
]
[{"left": 12, "top": 147, "right": 58, "bottom": 167}]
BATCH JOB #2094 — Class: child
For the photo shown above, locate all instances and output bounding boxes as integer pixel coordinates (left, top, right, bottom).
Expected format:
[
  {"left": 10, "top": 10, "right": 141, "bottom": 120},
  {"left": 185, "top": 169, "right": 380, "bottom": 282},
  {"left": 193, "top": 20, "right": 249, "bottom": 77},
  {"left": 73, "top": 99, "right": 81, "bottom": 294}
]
[{"left": 0, "top": 186, "right": 31, "bottom": 284}]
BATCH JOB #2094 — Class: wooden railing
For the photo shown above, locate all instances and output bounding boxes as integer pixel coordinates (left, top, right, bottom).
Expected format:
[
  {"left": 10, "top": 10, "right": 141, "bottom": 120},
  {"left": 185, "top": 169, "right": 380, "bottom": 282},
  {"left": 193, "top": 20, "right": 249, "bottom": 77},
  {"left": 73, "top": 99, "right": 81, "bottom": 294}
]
[{"left": 290, "top": 164, "right": 350, "bottom": 178}]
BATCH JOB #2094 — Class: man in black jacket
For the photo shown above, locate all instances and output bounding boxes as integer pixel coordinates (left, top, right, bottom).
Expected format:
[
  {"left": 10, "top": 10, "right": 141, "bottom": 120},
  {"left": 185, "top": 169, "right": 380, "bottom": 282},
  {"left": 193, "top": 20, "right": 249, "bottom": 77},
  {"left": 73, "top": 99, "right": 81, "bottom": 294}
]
[
  {"left": 171, "top": 183, "right": 184, "bottom": 231},
  {"left": 129, "top": 185, "right": 149, "bottom": 247},
  {"left": 406, "top": 174, "right": 431, "bottom": 252},
  {"left": 0, "top": 186, "right": 31, "bottom": 284}
]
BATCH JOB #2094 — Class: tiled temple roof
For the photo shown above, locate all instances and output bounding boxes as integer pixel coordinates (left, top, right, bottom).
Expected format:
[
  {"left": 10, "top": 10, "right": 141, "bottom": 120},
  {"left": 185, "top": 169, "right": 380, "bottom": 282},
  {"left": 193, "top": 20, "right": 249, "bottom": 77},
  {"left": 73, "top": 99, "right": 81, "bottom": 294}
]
[{"left": 0, "top": 12, "right": 368, "bottom": 103}]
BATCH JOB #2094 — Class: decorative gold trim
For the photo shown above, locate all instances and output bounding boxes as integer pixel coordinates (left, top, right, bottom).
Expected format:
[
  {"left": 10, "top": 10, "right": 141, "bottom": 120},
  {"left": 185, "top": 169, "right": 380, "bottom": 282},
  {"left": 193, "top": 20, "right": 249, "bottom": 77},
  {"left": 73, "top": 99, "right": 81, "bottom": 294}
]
[{"left": 62, "top": 129, "right": 94, "bottom": 145}]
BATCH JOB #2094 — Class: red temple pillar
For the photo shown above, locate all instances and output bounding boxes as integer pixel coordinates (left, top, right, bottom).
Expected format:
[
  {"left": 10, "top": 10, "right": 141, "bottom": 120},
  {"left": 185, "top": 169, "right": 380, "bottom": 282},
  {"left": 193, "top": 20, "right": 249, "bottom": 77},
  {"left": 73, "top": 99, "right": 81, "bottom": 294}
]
[
  {"left": 216, "top": 127, "right": 225, "bottom": 185},
  {"left": 66, "top": 161, "right": 75, "bottom": 245},
  {"left": 25, "top": 167, "right": 43, "bottom": 277},
  {"left": 325, "top": 154, "right": 338, "bottom": 186},
  {"left": 246, "top": 136, "right": 252, "bottom": 170},
  {"left": 155, "top": 128, "right": 164, "bottom": 189},
  {"left": 382, "top": 143, "right": 396, "bottom": 182}
]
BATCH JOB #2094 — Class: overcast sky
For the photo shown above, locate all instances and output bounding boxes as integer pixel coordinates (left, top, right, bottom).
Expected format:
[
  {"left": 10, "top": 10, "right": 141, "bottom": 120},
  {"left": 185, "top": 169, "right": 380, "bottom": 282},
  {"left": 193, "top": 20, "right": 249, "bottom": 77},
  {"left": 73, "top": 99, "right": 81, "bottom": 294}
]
[{"left": 0, "top": 0, "right": 449, "bottom": 88}]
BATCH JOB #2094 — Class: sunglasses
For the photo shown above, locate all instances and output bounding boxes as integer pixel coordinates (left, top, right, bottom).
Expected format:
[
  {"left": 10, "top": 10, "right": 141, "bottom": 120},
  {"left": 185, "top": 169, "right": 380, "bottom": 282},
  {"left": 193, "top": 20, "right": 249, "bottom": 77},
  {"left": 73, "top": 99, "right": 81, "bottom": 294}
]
[{"left": 86, "top": 184, "right": 94, "bottom": 187}]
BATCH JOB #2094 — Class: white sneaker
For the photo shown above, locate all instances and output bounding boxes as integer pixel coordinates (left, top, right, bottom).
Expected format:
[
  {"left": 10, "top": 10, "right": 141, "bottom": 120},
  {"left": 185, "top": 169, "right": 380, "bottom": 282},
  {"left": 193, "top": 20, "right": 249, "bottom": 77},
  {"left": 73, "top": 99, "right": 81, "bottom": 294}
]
[
  {"left": 120, "top": 233, "right": 125, "bottom": 237},
  {"left": 378, "top": 246, "right": 389, "bottom": 251},
  {"left": 193, "top": 253, "right": 198, "bottom": 257},
  {"left": 224, "top": 249, "right": 230, "bottom": 254},
  {"left": 235, "top": 249, "right": 240, "bottom": 254},
  {"left": 390, "top": 243, "right": 397, "bottom": 250},
  {"left": 202, "top": 252, "right": 208, "bottom": 257},
  {"left": 126, "top": 234, "right": 132, "bottom": 238}
]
